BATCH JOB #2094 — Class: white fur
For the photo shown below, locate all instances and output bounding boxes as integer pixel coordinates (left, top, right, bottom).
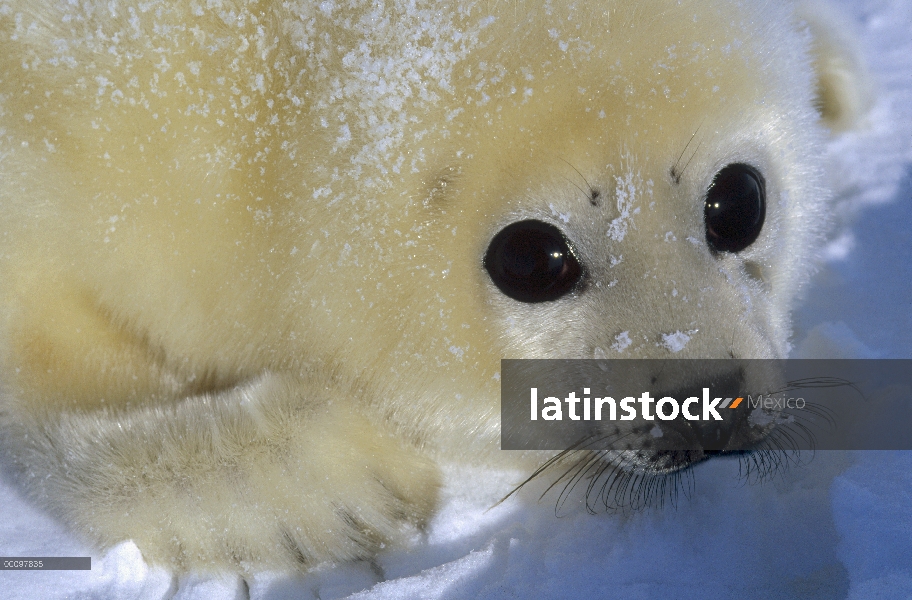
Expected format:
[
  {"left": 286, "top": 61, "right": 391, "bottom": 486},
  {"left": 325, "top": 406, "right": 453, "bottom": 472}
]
[{"left": 0, "top": 0, "right": 864, "bottom": 573}]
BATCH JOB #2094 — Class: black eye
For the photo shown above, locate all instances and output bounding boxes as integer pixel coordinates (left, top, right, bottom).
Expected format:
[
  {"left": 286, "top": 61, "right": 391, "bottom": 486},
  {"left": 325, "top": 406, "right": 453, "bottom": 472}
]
[
  {"left": 484, "top": 220, "right": 583, "bottom": 303},
  {"left": 704, "top": 163, "right": 766, "bottom": 253}
]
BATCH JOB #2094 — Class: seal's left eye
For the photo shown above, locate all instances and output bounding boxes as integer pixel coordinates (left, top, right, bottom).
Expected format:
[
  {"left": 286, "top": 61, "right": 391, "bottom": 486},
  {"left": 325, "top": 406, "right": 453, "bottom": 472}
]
[
  {"left": 484, "top": 220, "right": 582, "bottom": 303},
  {"left": 704, "top": 163, "right": 766, "bottom": 253}
]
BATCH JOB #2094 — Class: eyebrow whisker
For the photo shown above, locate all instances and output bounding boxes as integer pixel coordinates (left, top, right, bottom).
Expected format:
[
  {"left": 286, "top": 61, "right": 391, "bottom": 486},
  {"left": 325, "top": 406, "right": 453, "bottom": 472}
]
[
  {"left": 562, "top": 176, "right": 591, "bottom": 204},
  {"left": 558, "top": 157, "right": 602, "bottom": 205},
  {"left": 670, "top": 119, "right": 705, "bottom": 184},
  {"left": 678, "top": 138, "right": 704, "bottom": 182}
]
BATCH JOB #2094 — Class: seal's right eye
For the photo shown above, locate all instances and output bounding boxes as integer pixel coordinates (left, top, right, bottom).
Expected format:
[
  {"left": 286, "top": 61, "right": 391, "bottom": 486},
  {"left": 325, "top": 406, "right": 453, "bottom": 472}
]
[{"left": 484, "top": 220, "right": 583, "bottom": 303}]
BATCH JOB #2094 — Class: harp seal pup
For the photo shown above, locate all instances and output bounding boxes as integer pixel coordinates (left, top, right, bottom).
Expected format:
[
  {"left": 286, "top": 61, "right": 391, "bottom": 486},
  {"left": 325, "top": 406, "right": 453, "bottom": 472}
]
[{"left": 0, "top": 0, "right": 866, "bottom": 573}]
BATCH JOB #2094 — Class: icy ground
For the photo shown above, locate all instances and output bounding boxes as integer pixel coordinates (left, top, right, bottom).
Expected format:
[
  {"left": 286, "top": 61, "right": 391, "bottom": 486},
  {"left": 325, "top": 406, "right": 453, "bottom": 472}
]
[{"left": 2, "top": 0, "right": 911, "bottom": 598}]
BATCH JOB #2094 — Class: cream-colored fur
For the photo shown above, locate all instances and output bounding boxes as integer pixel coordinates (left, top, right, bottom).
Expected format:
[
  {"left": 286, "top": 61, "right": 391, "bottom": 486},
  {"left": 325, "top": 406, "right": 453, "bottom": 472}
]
[{"left": 0, "top": 0, "right": 864, "bottom": 573}]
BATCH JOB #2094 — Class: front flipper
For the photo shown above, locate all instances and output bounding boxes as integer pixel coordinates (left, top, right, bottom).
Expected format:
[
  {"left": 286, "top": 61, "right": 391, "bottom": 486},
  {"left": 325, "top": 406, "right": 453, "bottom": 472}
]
[{"left": 4, "top": 373, "right": 440, "bottom": 573}]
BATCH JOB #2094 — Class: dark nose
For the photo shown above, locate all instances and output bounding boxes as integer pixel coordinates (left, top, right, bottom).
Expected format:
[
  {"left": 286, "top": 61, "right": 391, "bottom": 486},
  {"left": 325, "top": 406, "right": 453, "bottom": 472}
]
[{"left": 659, "top": 368, "right": 745, "bottom": 454}]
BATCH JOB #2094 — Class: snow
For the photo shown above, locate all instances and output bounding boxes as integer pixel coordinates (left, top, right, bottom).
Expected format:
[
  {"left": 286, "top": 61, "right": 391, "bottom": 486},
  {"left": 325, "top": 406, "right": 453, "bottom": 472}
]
[
  {"left": 2, "top": 0, "right": 911, "bottom": 598},
  {"left": 610, "top": 331, "right": 632, "bottom": 353},
  {"left": 659, "top": 330, "right": 692, "bottom": 353}
]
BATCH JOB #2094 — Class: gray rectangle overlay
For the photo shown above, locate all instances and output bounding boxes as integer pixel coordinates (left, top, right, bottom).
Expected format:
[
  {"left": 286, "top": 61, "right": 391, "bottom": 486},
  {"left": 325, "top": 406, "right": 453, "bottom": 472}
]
[
  {"left": 1, "top": 557, "right": 91, "bottom": 570},
  {"left": 501, "top": 359, "right": 912, "bottom": 451}
]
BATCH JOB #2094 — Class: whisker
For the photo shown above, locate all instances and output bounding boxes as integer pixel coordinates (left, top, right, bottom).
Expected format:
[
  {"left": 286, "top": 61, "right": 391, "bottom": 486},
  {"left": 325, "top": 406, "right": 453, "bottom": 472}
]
[
  {"left": 493, "top": 430, "right": 631, "bottom": 509},
  {"left": 559, "top": 157, "right": 601, "bottom": 205},
  {"left": 678, "top": 138, "right": 704, "bottom": 181},
  {"left": 562, "top": 175, "right": 591, "bottom": 204},
  {"left": 670, "top": 120, "right": 704, "bottom": 184}
]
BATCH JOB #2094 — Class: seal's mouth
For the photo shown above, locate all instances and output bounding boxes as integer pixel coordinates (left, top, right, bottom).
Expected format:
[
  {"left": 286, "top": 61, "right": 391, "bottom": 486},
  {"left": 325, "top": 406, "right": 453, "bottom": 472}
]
[
  {"left": 498, "top": 367, "right": 793, "bottom": 512},
  {"left": 561, "top": 367, "right": 779, "bottom": 472},
  {"left": 499, "top": 366, "right": 854, "bottom": 513},
  {"left": 643, "top": 369, "right": 786, "bottom": 463}
]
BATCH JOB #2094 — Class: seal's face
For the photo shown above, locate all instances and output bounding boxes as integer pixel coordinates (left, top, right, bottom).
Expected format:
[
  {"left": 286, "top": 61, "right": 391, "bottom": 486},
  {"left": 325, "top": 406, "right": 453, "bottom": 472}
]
[{"left": 398, "top": 0, "right": 826, "bottom": 474}]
